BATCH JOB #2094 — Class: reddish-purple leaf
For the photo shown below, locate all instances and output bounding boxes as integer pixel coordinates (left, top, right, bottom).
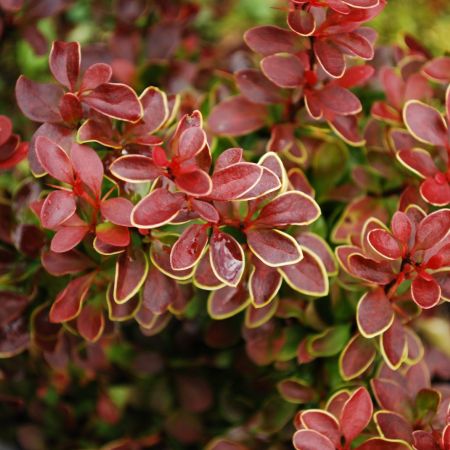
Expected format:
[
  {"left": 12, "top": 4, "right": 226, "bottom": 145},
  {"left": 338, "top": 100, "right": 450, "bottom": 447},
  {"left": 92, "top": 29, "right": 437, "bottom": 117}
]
[
  {"left": 134, "top": 86, "right": 168, "bottom": 134},
  {"left": 82, "top": 83, "right": 142, "bottom": 122},
  {"left": 292, "top": 429, "right": 335, "bottom": 450},
  {"left": 411, "top": 276, "right": 441, "bottom": 309},
  {"left": 319, "top": 85, "right": 362, "bottom": 116},
  {"left": 131, "top": 188, "right": 185, "bottom": 228},
  {"left": 41, "top": 190, "right": 77, "bottom": 229},
  {"left": 59, "top": 93, "right": 83, "bottom": 124},
  {"left": 41, "top": 249, "right": 92, "bottom": 275},
  {"left": 51, "top": 224, "right": 89, "bottom": 253},
  {"left": 235, "top": 69, "right": 283, "bottom": 104},
  {"left": 114, "top": 248, "right": 148, "bottom": 303},
  {"left": 244, "top": 25, "right": 296, "bottom": 56},
  {"left": 356, "top": 438, "right": 412, "bottom": 450},
  {"left": 299, "top": 411, "right": 340, "bottom": 447},
  {"left": 177, "top": 127, "right": 206, "bottom": 161},
  {"left": 71, "top": 143, "right": 104, "bottom": 197},
  {"left": 314, "top": 40, "right": 345, "bottom": 78},
  {"left": 208, "top": 96, "right": 267, "bottom": 136},
  {"left": 247, "top": 229, "right": 302, "bottom": 267},
  {"left": 96, "top": 222, "right": 130, "bottom": 247},
  {"left": 76, "top": 305, "right": 104, "bottom": 342},
  {"left": 295, "top": 232, "right": 337, "bottom": 275},
  {"left": 214, "top": 147, "right": 243, "bottom": 171},
  {"left": 15, "top": 76, "right": 63, "bottom": 123},
  {"left": 420, "top": 177, "right": 450, "bottom": 206},
  {"left": 80, "top": 63, "right": 112, "bottom": 91},
  {"left": 49, "top": 41, "right": 80, "bottom": 90},
  {"left": 249, "top": 259, "right": 282, "bottom": 307},
  {"left": 191, "top": 199, "right": 219, "bottom": 223},
  {"left": 49, "top": 274, "right": 92, "bottom": 322},
  {"left": 391, "top": 211, "right": 412, "bottom": 244},
  {"left": 348, "top": 254, "right": 394, "bottom": 284},
  {"left": 334, "top": 32, "right": 374, "bottom": 59},
  {"left": 176, "top": 169, "right": 212, "bottom": 196},
  {"left": 210, "top": 163, "right": 262, "bottom": 201},
  {"left": 340, "top": 334, "right": 376, "bottom": 380},
  {"left": 170, "top": 224, "right": 209, "bottom": 271},
  {"left": 368, "top": 229, "right": 402, "bottom": 260},
  {"left": 110, "top": 155, "right": 160, "bottom": 183},
  {"left": 261, "top": 53, "right": 305, "bottom": 88},
  {"left": 255, "top": 191, "right": 320, "bottom": 227},
  {"left": 287, "top": 9, "right": 315, "bottom": 36},
  {"left": 100, "top": 197, "right": 133, "bottom": 227},
  {"left": 329, "top": 115, "right": 364, "bottom": 146},
  {"left": 415, "top": 209, "right": 450, "bottom": 250},
  {"left": 341, "top": 387, "right": 373, "bottom": 444},
  {"left": 374, "top": 411, "right": 413, "bottom": 443},
  {"left": 208, "top": 285, "right": 249, "bottom": 319},
  {"left": 0, "top": 115, "right": 12, "bottom": 147},
  {"left": 336, "top": 65, "right": 375, "bottom": 89},
  {"left": 150, "top": 240, "right": 193, "bottom": 280},
  {"left": 35, "top": 136, "right": 73, "bottom": 184},
  {"left": 106, "top": 286, "right": 140, "bottom": 321},
  {"left": 141, "top": 266, "right": 175, "bottom": 315},
  {"left": 279, "top": 247, "right": 328, "bottom": 296},
  {"left": 194, "top": 250, "right": 224, "bottom": 290},
  {"left": 422, "top": 57, "right": 450, "bottom": 83},
  {"left": 236, "top": 166, "right": 281, "bottom": 200},
  {"left": 357, "top": 288, "right": 394, "bottom": 338},
  {"left": 381, "top": 317, "right": 407, "bottom": 369},
  {"left": 396, "top": 148, "right": 437, "bottom": 179},
  {"left": 371, "top": 378, "right": 412, "bottom": 417},
  {"left": 210, "top": 230, "right": 244, "bottom": 287},
  {"left": 403, "top": 100, "right": 448, "bottom": 147}
]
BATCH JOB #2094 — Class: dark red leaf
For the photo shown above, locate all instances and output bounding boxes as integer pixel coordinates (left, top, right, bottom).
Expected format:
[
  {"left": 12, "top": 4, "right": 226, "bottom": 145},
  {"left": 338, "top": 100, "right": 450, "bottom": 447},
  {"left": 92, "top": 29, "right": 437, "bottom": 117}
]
[
  {"left": 292, "top": 429, "right": 335, "bottom": 450},
  {"left": 314, "top": 40, "right": 345, "bottom": 78},
  {"left": 0, "top": 115, "right": 12, "bottom": 147},
  {"left": 249, "top": 259, "right": 282, "bottom": 307},
  {"left": 177, "top": 127, "right": 206, "bottom": 161},
  {"left": 374, "top": 411, "right": 413, "bottom": 443},
  {"left": 191, "top": 199, "right": 219, "bottom": 223},
  {"left": 40, "top": 190, "right": 76, "bottom": 229},
  {"left": 176, "top": 169, "right": 212, "bottom": 196},
  {"left": 287, "top": 9, "right": 315, "bottom": 36},
  {"left": 244, "top": 25, "right": 296, "bottom": 55},
  {"left": 348, "top": 254, "right": 394, "bottom": 284},
  {"left": 340, "top": 334, "right": 376, "bottom": 380},
  {"left": 141, "top": 266, "right": 175, "bottom": 315},
  {"left": 381, "top": 317, "right": 407, "bottom": 369},
  {"left": 51, "top": 224, "right": 89, "bottom": 253},
  {"left": 208, "top": 285, "right": 249, "bottom": 319},
  {"left": 368, "top": 229, "right": 402, "bottom": 260},
  {"left": 80, "top": 63, "right": 112, "bottom": 91},
  {"left": 261, "top": 53, "right": 305, "bottom": 88},
  {"left": 42, "top": 249, "right": 93, "bottom": 275},
  {"left": 35, "top": 136, "right": 73, "bottom": 184},
  {"left": 76, "top": 305, "right": 104, "bottom": 342},
  {"left": 415, "top": 209, "right": 450, "bottom": 250},
  {"left": 100, "top": 197, "right": 133, "bottom": 227},
  {"left": 170, "top": 224, "right": 209, "bottom": 271},
  {"left": 235, "top": 69, "right": 283, "bottom": 104},
  {"left": 49, "top": 41, "right": 80, "bottom": 90},
  {"left": 298, "top": 410, "right": 340, "bottom": 447},
  {"left": 96, "top": 222, "right": 130, "bottom": 247},
  {"left": 411, "top": 276, "right": 441, "bottom": 309},
  {"left": 357, "top": 288, "right": 394, "bottom": 337}
]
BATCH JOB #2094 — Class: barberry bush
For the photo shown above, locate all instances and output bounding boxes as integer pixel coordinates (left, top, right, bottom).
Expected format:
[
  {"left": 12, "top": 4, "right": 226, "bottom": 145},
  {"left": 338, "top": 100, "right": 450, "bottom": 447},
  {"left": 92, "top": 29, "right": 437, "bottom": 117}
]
[{"left": 1, "top": 1, "right": 449, "bottom": 449}]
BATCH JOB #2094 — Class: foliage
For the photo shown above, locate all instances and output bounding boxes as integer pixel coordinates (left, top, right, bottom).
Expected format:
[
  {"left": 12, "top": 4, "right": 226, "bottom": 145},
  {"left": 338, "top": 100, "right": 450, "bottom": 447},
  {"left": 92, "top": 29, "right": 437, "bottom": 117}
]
[{"left": 0, "top": 0, "right": 449, "bottom": 449}]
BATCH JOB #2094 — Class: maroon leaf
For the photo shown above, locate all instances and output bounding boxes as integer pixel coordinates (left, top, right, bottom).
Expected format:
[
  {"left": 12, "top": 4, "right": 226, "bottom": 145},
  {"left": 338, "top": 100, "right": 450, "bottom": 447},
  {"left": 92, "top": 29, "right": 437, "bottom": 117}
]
[
  {"left": 106, "top": 285, "right": 140, "bottom": 321},
  {"left": 133, "top": 86, "right": 168, "bottom": 134},
  {"left": 341, "top": 387, "right": 373, "bottom": 444},
  {"left": 41, "top": 190, "right": 77, "bottom": 229},
  {"left": 60, "top": 93, "right": 83, "bottom": 124},
  {"left": 411, "top": 276, "right": 441, "bottom": 309},
  {"left": 374, "top": 411, "right": 413, "bottom": 443},
  {"left": 0, "top": 115, "right": 12, "bottom": 147},
  {"left": 131, "top": 188, "right": 185, "bottom": 228},
  {"left": 110, "top": 155, "right": 160, "bottom": 183},
  {"left": 420, "top": 177, "right": 450, "bottom": 206},
  {"left": 422, "top": 56, "right": 450, "bottom": 83},
  {"left": 381, "top": 317, "right": 407, "bottom": 369},
  {"left": 314, "top": 40, "right": 345, "bottom": 78},
  {"left": 356, "top": 438, "right": 412, "bottom": 450},
  {"left": 49, "top": 274, "right": 93, "bottom": 322},
  {"left": 247, "top": 228, "right": 302, "bottom": 267},
  {"left": 236, "top": 166, "right": 281, "bottom": 200},
  {"left": 340, "top": 334, "right": 376, "bottom": 380},
  {"left": 210, "top": 230, "right": 244, "bottom": 287},
  {"left": 279, "top": 247, "right": 328, "bottom": 296},
  {"left": 368, "top": 229, "right": 402, "bottom": 260},
  {"left": 295, "top": 232, "right": 337, "bottom": 275},
  {"left": 328, "top": 115, "right": 364, "bottom": 146},
  {"left": 100, "top": 197, "right": 133, "bottom": 227},
  {"left": 357, "top": 288, "right": 394, "bottom": 337},
  {"left": 249, "top": 259, "right": 282, "bottom": 307},
  {"left": 261, "top": 53, "right": 305, "bottom": 88},
  {"left": 348, "top": 254, "right": 394, "bottom": 284},
  {"left": 415, "top": 209, "right": 450, "bottom": 250},
  {"left": 210, "top": 163, "right": 262, "bottom": 201},
  {"left": 177, "top": 127, "right": 206, "bottom": 161},
  {"left": 292, "top": 429, "right": 335, "bottom": 450},
  {"left": 403, "top": 100, "right": 447, "bottom": 147},
  {"left": 244, "top": 25, "right": 296, "bottom": 56},
  {"left": 76, "top": 305, "right": 104, "bottom": 342},
  {"left": 336, "top": 65, "right": 375, "bottom": 89},
  {"left": 235, "top": 69, "right": 283, "bottom": 104},
  {"left": 208, "top": 285, "right": 249, "bottom": 319},
  {"left": 141, "top": 266, "right": 175, "bottom": 315},
  {"left": 255, "top": 191, "right": 320, "bottom": 227},
  {"left": 51, "top": 224, "right": 89, "bottom": 253},
  {"left": 176, "top": 169, "right": 212, "bottom": 196},
  {"left": 71, "top": 143, "right": 104, "bottom": 197},
  {"left": 49, "top": 41, "right": 80, "bottom": 90},
  {"left": 82, "top": 83, "right": 142, "bottom": 122},
  {"left": 319, "top": 85, "right": 362, "bottom": 116},
  {"left": 287, "top": 9, "right": 315, "bottom": 36},
  {"left": 334, "top": 32, "right": 374, "bottom": 59},
  {"left": 214, "top": 147, "right": 243, "bottom": 171},
  {"left": 80, "top": 63, "right": 112, "bottom": 91},
  {"left": 170, "top": 224, "right": 209, "bottom": 271},
  {"left": 42, "top": 249, "right": 93, "bottom": 275},
  {"left": 391, "top": 211, "right": 412, "bottom": 244},
  {"left": 396, "top": 148, "right": 437, "bottom": 178},
  {"left": 298, "top": 411, "right": 340, "bottom": 445},
  {"left": 96, "top": 222, "right": 130, "bottom": 247},
  {"left": 15, "top": 76, "right": 63, "bottom": 123},
  {"left": 114, "top": 249, "right": 148, "bottom": 303},
  {"left": 208, "top": 96, "right": 267, "bottom": 136},
  {"left": 191, "top": 199, "right": 219, "bottom": 223},
  {"left": 35, "top": 136, "right": 73, "bottom": 184}
]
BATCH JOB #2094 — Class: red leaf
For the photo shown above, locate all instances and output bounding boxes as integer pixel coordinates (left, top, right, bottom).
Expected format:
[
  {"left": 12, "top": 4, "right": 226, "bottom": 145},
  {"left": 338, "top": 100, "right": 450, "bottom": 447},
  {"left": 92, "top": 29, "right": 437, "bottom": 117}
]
[
  {"left": 299, "top": 411, "right": 340, "bottom": 447},
  {"left": 328, "top": 114, "right": 364, "bottom": 146},
  {"left": 314, "top": 40, "right": 345, "bottom": 78},
  {"left": 244, "top": 25, "right": 296, "bottom": 56},
  {"left": 214, "top": 147, "right": 243, "bottom": 171},
  {"left": 170, "top": 224, "right": 209, "bottom": 271},
  {"left": 334, "top": 32, "right": 374, "bottom": 59},
  {"left": 236, "top": 166, "right": 281, "bottom": 200},
  {"left": 0, "top": 115, "right": 12, "bottom": 147},
  {"left": 82, "top": 83, "right": 142, "bottom": 122},
  {"left": 374, "top": 411, "right": 413, "bottom": 443},
  {"left": 60, "top": 93, "right": 83, "bottom": 124},
  {"left": 210, "top": 230, "right": 244, "bottom": 287},
  {"left": 249, "top": 259, "right": 282, "bottom": 307},
  {"left": 368, "top": 229, "right": 402, "bottom": 260},
  {"left": 51, "top": 224, "right": 89, "bottom": 253},
  {"left": 420, "top": 177, "right": 450, "bottom": 206},
  {"left": 194, "top": 250, "right": 224, "bottom": 290},
  {"left": 415, "top": 209, "right": 450, "bottom": 250},
  {"left": 371, "top": 378, "right": 412, "bottom": 417},
  {"left": 348, "top": 254, "right": 394, "bottom": 284},
  {"left": 131, "top": 188, "right": 185, "bottom": 228},
  {"left": 295, "top": 232, "right": 337, "bottom": 275},
  {"left": 279, "top": 247, "right": 328, "bottom": 296},
  {"left": 71, "top": 143, "right": 104, "bottom": 198},
  {"left": 80, "top": 63, "right": 112, "bottom": 91},
  {"left": 114, "top": 248, "right": 148, "bottom": 303},
  {"left": 35, "top": 136, "right": 73, "bottom": 184},
  {"left": 208, "top": 285, "right": 249, "bottom": 319},
  {"left": 210, "top": 163, "right": 262, "bottom": 201},
  {"left": 381, "top": 317, "right": 407, "bottom": 369},
  {"left": 191, "top": 199, "right": 219, "bottom": 223},
  {"left": 336, "top": 65, "right": 374, "bottom": 89},
  {"left": 106, "top": 285, "right": 140, "bottom": 321},
  {"left": 141, "top": 266, "right": 175, "bottom": 315},
  {"left": 41, "top": 190, "right": 77, "bottom": 229},
  {"left": 96, "top": 222, "right": 130, "bottom": 247},
  {"left": 15, "top": 76, "right": 63, "bottom": 123},
  {"left": 132, "top": 86, "right": 169, "bottom": 134},
  {"left": 49, "top": 274, "right": 93, "bottom": 322},
  {"left": 247, "top": 229, "right": 302, "bottom": 267},
  {"left": 235, "top": 69, "right": 283, "bottom": 104},
  {"left": 341, "top": 387, "right": 373, "bottom": 444},
  {"left": 151, "top": 240, "right": 193, "bottom": 280},
  {"left": 396, "top": 148, "right": 437, "bottom": 179},
  {"left": 287, "top": 9, "right": 315, "bottom": 36},
  {"left": 292, "top": 429, "right": 335, "bottom": 450},
  {"left": 110, "top": 155, "right": 160, "bottom": 183},
  {"left": 261, "top": 53, "right": 305, "bottom": 88},
  {"left": 76, "top": 305, "right": 104, "bottom": 342},
  {"left": 255, "top": 191, "right": 320, "bottom": 227},
  {"left": 177, "top": 127, "right": 206, "bottom": 161},
  {"left": 176, "top": 169, "right": 212, "bottom": 196},
  {"left": 356, "top": 438, "right": 412, "bottom": 450},
  {"left": 100, "top": 197, "right": 133, "bottom": 227},
  {"left": 422, "top": 56, "right": 450, "bottom": 83},
  {"left": 340, "top": 334, "right": 376, "bottom": 380},
  {"left": 357, "top": 288, "right": 394, "bottom": 338},
  {"left": 42, "top": 249, "right": 93, "bottom": 275},
  {"left": 208, "top": 96, "right": 267, "bottom": 136},
  {"left": 411, "top": 276, "right": 441, "bottom": 309},
  {"left": 403, "top": 100, "right": 448, "bottom": 147},
  {"left": 391, "top": 211, "right": 412, "bottom": 244},
  {"left": 49, "top": 41, "right": 80, "bottom": 90},
  {"left": 319, "top": 85, "right": 362, "bottom": 116}
]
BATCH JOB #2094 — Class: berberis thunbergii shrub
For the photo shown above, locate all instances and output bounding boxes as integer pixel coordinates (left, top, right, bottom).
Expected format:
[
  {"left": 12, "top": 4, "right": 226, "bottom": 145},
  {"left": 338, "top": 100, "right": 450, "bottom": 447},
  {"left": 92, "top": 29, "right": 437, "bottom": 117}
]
[{"left": 1, "top": 0, "right": 449, "bottom": 449}]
